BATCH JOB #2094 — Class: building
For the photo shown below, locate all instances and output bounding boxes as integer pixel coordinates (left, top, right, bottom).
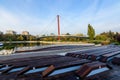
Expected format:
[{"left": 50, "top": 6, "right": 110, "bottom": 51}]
[
  {"left": 0, "top": 31, "right": 3, "bottom": 35},
  {"left": 6, "top": 30, "right": 16, "bottom": 35},
  {"left": 22, "top": 31, "right": 29, "bottom": 35}
]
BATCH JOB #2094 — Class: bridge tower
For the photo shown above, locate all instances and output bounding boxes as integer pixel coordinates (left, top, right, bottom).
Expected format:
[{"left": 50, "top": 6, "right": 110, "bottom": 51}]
[{"left": 57, "top": 15, "right": 61, "bottom": 41}]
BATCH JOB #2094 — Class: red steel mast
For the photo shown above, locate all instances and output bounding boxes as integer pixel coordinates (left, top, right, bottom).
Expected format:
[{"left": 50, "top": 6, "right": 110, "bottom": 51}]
[{"left": 57, "top": 15, "right": 60, "bottom": 41}]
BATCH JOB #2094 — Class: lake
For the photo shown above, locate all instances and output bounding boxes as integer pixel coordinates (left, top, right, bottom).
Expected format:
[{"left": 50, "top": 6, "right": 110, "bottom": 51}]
[
  {"left": 0, "top": 42, "right": 95, "bottom": 56},
  {"left": 0, "top": 43, "right": 51, "bottom": 55}
]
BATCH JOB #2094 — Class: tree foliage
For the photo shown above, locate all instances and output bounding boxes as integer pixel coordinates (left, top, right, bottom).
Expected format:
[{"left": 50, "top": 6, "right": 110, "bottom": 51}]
[
  {"left": 87, "top": 24, "right": 95, "bottom": 40},
  {"left": 95, "top": 35, "right": 107, "bottom": 41},
  {"left": 0, "top": 34, "right": 36, "bottom": 41},
  {"left": 116, "top": 34, "right": 120, "bottom": 43}
]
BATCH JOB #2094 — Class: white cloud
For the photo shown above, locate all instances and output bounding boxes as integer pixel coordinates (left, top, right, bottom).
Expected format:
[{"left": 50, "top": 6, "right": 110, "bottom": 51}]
[
  {"left": 0, "top": 0, "right": 120, "bottom": 35},
  {"left": 93, "top": 2, "right": 120, "bottom": 22},
  {"left": 0, "top": 7, "right": 21, "bottom": 33},
  {"left": 0, "top": 7, "right": 47, "bottom": 34},
  {"left": 0, "top": 8, "right": 20, "bottom": 25},
  {"left": 71, "top": 0, "right": 120, "bottom": 34}
]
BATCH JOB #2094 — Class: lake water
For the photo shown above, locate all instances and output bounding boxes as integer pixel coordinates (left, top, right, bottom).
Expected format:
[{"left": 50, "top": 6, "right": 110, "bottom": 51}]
[
  {"left": 0, "top": 43, "right": 51, "bottom": 55},
  {"left": 0, "top": 43, "right": 95, "bottom": 56}
]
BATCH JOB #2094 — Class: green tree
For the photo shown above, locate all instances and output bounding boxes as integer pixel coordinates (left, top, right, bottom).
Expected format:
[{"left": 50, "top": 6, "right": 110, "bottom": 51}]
[
  {"left": 116, "top": 34, "right": 120, "bottom": 43},
  {"left": 75, "top": 33, "right": 84, "bottom": 37},
  {"left": 108, "top": 30, "right": 115, "bottom": 41},
  {"left": 100, "top": 31, "right": 115, "bottom": 42},
  {"left": 114, "top": 32, "right": 119, "bottom": 41},
  {"left": 17, "top": 35, "right": 24, "bottom": 41},
  {"left": 87, "top": 24, "right": 95, "bottom": 40},
  {"left": 95, "top": 35, "right": 107, "bottom": 41},
  {"left": 66, "top": 33, "right": 70, "bottom": 35}
]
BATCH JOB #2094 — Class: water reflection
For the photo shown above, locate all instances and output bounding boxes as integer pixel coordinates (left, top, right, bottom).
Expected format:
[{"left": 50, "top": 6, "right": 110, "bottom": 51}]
[
  {"left": 0, "top": 49, "right": 15, "bottom": 55},
  {"left": 0, "top": 43, "right": 50, "bottom": 55}
]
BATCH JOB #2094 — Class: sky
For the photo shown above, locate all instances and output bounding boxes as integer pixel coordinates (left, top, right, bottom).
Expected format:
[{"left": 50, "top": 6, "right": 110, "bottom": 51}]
[{"left": 0, "top": 0, "right": 120, "bottom": 35}]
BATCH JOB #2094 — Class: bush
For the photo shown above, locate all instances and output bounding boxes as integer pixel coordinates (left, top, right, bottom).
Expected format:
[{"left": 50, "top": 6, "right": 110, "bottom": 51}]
[
  {"left": 87, "top": 40, "right": 102, "bottom": 44},
  {"left": 113, "top": 42, "right": 120, "bottom": 45},
  {"left": 101, "top": 41, "right": 110, "bottom": 45},
  {"left": 87, "top": 40, "right": 110, "bottom": 45}
]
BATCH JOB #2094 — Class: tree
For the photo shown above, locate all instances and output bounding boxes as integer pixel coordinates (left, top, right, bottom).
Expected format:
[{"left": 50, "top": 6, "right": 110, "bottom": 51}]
[
  {"left": 100, "top": 31, "right": 115, "bottom": 42},
  {"left": 87, "top": 24, "right": 95, "bottom": 40},
  {"left": 95, "top": 35, "right": 107, "bottom": 41},
  {"left": 66, "top": 33, "right": 70, "bottom": 35},
  {"left": 75, "top": 33, "right": 84, "bottom": 37},
  {"left": 29, "top": 36, "right": 33, "bottom": 41},
  {"left": 108, "top": 30, "right": 115, "bottom": 41},
  {"left": 116, "top": 34, "right": 120, "bottom": 43},
  {"left": 17, "top": 35, "right": 24, "bottom": 41},
  {"left": 114, "top": 32, "right": 119, "bottom": 41},
  {"left": 117, "top": 35, "right": 120, "bottom": 42},
  {"left": 50, "top": 33, "right": 55, "bottom": 36}
]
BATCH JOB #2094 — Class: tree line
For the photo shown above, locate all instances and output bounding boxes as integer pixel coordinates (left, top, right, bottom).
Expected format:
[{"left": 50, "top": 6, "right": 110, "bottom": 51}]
[
  {"left": 0, "top": 34, "right": 37, "bottom": 41},
  {"left": 87, "top": 24, "right": 120, "bottom": 45},
  {"left": 0, "top": 24, "right": 120, "bottom": 45}
]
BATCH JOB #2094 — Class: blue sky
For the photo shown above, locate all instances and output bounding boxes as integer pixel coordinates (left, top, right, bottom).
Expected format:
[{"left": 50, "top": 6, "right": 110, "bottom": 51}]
[{"left": 0, "top": 0, "right": 120, "bottom": 35}]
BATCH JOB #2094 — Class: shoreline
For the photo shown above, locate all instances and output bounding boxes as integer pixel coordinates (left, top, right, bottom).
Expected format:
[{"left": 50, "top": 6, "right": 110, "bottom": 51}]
[{"left": 1, "top": 41, "right": 95, "bottom": 45}]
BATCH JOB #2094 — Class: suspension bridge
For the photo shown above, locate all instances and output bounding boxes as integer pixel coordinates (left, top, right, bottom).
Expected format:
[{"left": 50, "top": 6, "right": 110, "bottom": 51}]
[{"left": 39, "top": 15, "right": 87, "bottom": 40}]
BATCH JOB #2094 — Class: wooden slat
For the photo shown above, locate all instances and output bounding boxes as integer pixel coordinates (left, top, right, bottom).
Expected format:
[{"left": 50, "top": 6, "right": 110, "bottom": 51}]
[
  {"left": 76, "top": 61, "right": 108, "bottom": 78},
  {"left": 65, "top": 46, "right": 108, "bottom": 57},
  {"left": 0, "top": 55, "right": 62, "bottom": 64},
  {"left": 89, "top": 48, "right": 120, "bottom": 60},
  {"left": 42, "top": 59, "right": 90, "bottom": 77},
  {"left": 103, "top": 51, "right": 120, "bottom": 57},
  {"left": 17, "top": 67, "right": 31, "bottom": 76},
  {"left": 5, "top": 56, "right": 79, "bottom": 67}
]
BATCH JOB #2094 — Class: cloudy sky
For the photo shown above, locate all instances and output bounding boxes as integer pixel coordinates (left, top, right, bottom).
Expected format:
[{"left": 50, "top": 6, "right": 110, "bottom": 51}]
[{"left": 0, "top": 0, "right": 120, "bottom": 35}]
